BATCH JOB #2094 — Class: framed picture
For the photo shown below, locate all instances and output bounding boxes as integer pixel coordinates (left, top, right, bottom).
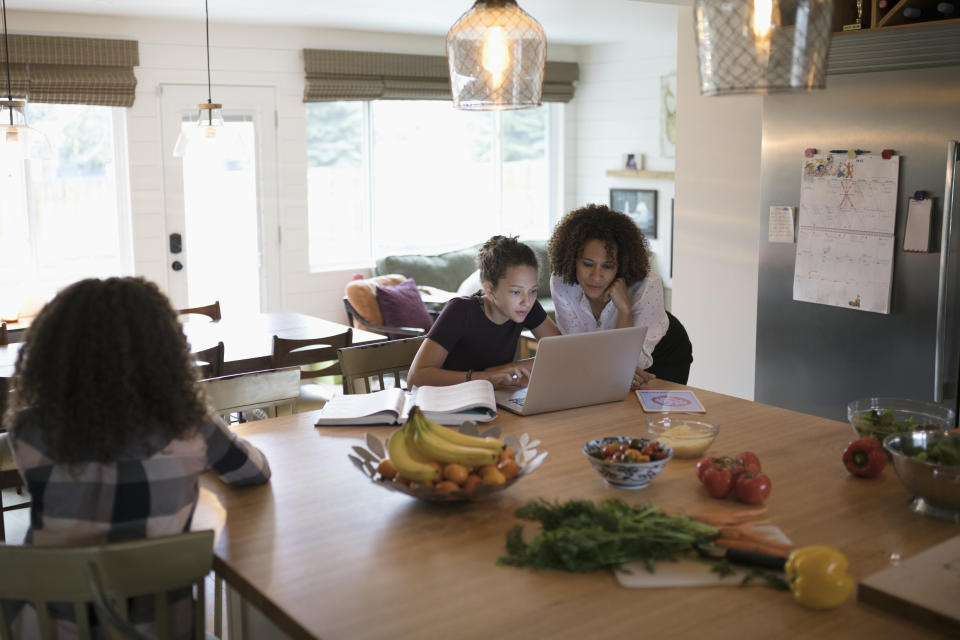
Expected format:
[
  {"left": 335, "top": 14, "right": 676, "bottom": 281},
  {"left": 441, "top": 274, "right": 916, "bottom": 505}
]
[{"left": 610, "top": 188, "right": 657, "bottom": 239}]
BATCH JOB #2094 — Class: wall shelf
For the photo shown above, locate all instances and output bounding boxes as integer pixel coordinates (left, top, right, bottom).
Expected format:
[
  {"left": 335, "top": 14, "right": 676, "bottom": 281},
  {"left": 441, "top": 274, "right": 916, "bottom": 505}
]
[{"left": 605, "top": 169, "right": 675, "bottom": 180}]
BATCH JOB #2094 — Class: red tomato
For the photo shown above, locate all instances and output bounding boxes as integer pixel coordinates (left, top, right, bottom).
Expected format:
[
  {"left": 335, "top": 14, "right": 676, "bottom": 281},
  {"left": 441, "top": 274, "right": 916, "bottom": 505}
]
[
  {"left": 735, "top": 472, "right": 772, "bottom": 505},
  {"left": 624, "top": 448, "right": 644, "bottom": 462},
  {"left": 602, "top": 444, "right": 620, "bottom": 457},
  {"left": 696, "top": 456, "right": 723, "bottom": 481},
  {"left": 735, "top": 451, "right": 761, "bottom": 471},
  {"left": 702, "top": 467, "right": 735, "bottom": 498}
]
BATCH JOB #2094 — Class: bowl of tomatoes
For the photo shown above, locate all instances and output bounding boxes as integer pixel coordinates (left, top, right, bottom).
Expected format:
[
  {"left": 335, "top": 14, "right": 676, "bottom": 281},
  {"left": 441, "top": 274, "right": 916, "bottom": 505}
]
[{"left": 582, "top": 436, "right": 673, "bottom": 489}]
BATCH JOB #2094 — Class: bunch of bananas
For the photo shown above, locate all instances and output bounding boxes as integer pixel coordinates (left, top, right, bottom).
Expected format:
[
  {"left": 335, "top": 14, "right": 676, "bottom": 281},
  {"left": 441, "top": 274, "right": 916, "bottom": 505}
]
[{"left": 381, "top": 407, "right": 518, "bottom": 494}]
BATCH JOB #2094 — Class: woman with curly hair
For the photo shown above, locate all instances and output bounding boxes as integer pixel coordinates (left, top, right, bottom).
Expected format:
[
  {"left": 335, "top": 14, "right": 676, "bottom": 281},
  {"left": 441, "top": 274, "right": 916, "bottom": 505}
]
[
  {"left": 3, "top": 277, "right": 270, "bottom": 635},
  {"left": 408, "top": 235, "right": 560, "bottom": 388},
  {"left": 548, "top": 204, "right": 692, "bottom": 386}
]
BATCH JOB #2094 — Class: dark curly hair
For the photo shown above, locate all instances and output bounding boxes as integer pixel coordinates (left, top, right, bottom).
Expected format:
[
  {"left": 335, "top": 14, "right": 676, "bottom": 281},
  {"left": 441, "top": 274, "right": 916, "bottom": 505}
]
[
  {"left": 548, "top": 204, "right": 651, "bottom": 286},
  {"left": 476, "top": 235, "right": 539, "bottom": 286},
  {"left": 7, "top": 277, "right": 210, "bottom": 464}
]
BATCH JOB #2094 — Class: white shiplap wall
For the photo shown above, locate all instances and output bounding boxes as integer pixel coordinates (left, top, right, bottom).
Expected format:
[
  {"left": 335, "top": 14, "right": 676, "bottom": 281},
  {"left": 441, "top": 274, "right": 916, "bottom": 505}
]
[
  {"left": 8, "top": 9, "right": 577, "bottom": 322},
  {"left": 571, "top": 9, "right": 678, "bottom": 290}
]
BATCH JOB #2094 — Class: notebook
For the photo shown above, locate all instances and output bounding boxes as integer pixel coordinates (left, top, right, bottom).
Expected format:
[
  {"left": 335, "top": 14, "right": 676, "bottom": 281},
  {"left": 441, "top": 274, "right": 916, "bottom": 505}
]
[{"left": 494, "top": 326, "right": 647, "bottom": 416}]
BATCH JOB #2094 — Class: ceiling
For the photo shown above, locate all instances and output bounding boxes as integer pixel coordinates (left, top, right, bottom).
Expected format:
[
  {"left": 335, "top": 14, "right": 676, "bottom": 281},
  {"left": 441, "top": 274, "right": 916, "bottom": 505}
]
[{"left": 5, "top": 0, "right": 685, "bottom": 45}]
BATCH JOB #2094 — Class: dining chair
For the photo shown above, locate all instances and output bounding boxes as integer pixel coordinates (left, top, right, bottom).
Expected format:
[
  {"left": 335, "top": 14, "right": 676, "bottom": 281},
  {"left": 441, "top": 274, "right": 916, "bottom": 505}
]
[
  {"left": 191, "top": 342, "right": 224, "bottom": 379},
  {"left": 177, "top": 301, "right": 222, "bottom": 322},
  {"left": 0, "top": 529, "right": 214, "bottom": 640},
  {"left": 201, "top": 367, "right": 301, "bottom": 423},
  {"left": 338, "top": 336, "right": 424, "bottom": 394},
  {"left": 272, "top": 329, "right": 353, "bottom": 412},
  {"left": 0, "top": 323, "right": 7, "bottom": 346},
  {"left": 0, "top": 377, "right": 27, "bottom": 544}
]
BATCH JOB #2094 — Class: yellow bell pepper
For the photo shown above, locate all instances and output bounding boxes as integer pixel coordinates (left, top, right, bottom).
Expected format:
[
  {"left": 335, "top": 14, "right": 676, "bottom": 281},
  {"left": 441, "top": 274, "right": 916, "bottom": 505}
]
[{"left": 784, "top": 545, "right": 854, "bottom": 609}]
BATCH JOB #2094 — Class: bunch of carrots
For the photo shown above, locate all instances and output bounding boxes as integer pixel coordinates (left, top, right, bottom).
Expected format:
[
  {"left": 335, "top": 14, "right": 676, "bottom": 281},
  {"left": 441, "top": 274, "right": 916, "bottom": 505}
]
[{"left": 691, "top": 506, "right": 795, "bottom": 558}]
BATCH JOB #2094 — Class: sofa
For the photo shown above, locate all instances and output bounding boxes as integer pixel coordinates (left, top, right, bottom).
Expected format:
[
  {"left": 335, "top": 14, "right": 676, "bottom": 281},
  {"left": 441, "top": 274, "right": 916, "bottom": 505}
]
[{"left": 373, "top": 239, "right": 555, "bottom": 319}]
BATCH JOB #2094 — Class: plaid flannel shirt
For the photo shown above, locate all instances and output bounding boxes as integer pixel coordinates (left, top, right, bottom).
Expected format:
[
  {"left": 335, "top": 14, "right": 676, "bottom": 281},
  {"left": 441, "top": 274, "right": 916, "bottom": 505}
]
[{"left": 5, "top": 414, "right": 271, "bottom": 638}]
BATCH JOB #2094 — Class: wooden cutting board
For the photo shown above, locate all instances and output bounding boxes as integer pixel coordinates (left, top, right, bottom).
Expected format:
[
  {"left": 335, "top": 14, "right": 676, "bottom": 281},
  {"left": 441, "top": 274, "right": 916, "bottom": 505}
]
[
  {"left": 858, "top": 534, "right": 960, "bottom": 636},
  {"left": 615, "top": 526, "right": 790, "bottom": 588}
]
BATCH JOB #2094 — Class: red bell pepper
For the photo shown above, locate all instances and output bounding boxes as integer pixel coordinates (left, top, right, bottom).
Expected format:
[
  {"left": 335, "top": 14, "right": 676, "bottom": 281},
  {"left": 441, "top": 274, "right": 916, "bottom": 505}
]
[{"left": 842, "top": 438, "right": 887, "bottom": 478}]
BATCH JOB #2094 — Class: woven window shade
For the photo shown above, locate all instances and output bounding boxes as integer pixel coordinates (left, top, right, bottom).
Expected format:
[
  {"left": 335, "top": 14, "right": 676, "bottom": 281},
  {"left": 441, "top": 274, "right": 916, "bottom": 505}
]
[
  {"left": 0, "top": 35, "right": 139, "bottom": 107},
  {"left": 303, "top": 48, "right": 577, "bottom": 103}
]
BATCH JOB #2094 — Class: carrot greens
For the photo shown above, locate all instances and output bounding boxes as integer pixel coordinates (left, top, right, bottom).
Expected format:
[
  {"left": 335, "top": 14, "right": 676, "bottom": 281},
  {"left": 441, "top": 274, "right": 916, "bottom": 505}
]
[{"left": 498, "top": 499, "right": 719, "bottom": 573}]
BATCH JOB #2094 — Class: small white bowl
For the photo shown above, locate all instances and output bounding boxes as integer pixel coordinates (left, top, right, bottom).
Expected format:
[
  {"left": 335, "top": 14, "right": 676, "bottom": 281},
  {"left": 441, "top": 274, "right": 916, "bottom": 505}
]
[{"left": 582, "top": 436, "right": 673, "bottom": 489}]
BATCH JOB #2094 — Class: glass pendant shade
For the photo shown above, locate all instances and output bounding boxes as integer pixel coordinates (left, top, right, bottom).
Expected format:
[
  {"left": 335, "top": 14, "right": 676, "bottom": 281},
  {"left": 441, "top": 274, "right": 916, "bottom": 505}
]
[
  {"left": 446, "top": 0, "right": 546, "bottom": 111},
  {"left": 173, "top": 102, "right": 231, "bottom": 157},
  {"left": 693, "top": 0, "right": 835, "bottom": 95},
  {"left": 0, "top": 99, "right": 51, "bottom": 159}
]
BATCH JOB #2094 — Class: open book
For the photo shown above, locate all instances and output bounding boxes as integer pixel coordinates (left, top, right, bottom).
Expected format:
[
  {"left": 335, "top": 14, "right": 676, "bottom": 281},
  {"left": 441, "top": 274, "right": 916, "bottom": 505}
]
[{"left": 313, "top": 379, "right": 497, "bottom": 426}]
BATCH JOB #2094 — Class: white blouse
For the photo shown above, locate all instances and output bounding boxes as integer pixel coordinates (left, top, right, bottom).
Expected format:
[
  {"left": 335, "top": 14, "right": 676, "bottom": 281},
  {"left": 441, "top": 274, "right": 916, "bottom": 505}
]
[{"left": 550, "top": 273, "right": 669, "bottom": 369}]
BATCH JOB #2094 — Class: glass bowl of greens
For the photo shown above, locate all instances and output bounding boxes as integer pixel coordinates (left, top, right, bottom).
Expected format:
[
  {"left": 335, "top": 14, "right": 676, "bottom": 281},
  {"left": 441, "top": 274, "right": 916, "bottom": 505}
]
[
  {"left": 882, "top": 430, "right": 960, "bottom": 522},
  {"left": 846, "top": 397, "right": 954, "bottom": 444}
]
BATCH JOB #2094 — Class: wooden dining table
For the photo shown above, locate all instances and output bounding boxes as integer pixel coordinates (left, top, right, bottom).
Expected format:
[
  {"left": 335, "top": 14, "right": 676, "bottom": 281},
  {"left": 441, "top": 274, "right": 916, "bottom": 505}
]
[
  {"left": 195, "top": 381, "right": 958, "bottom": 640},
  {"left": 0, "top": 312, "right": 385, "bottom": 379}
]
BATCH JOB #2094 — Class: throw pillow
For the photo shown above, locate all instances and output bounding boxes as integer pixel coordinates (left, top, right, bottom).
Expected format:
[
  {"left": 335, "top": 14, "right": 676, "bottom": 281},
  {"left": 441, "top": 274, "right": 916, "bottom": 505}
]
[
  {"left": 456, "top": 269, "right": 483, "bottom": 296},
  {"left": 345, "top": 274, "right": 406, "bottom": 328},
  {"left": 376, "top": 278, "right": 433, "bottom": 340}
]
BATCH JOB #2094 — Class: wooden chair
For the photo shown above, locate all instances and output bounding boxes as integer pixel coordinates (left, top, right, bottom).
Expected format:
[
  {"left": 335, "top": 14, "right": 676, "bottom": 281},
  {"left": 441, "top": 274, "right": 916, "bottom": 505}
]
[
  {"left": 338, "top": 336, "right": 424, "bottom": 394},
  {"left": 191, "top": 342, "right": 224, "bottom": 379},
  {"left": 0, "top": 529, "right": 214, "bottom": 640},
  {"left": 0, "top": 377, "right": 27, "bottom": 544},
  {"left": 0, "top": 323, "right": 7, "bottom": 346},
  {"left": 201, "top": 367, "right": 301, "bottom": 423},
  {"left": 272, "top": 329, "right": 353, "bottom": 412},
  {"left": 177, "top": 301, "right": 221, "bottom": 322}
]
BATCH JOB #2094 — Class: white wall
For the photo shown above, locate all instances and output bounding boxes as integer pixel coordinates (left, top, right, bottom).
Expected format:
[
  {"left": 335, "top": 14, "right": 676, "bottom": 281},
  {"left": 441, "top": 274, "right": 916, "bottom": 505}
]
[
  {"left": 672, "top": 8, "right": 762, "bottom": 399},
  {"left": 8, "top": 10, "right": 577, "bottom": 322},
  {"left": 571, "top": 12, "right": 678, "bottom": 288}
]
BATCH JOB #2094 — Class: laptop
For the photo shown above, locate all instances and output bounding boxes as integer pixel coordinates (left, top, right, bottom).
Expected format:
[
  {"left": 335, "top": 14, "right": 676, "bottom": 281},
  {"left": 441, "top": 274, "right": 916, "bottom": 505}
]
[{"left": 495, "top": 325, "right": 647, "bottom": 416}]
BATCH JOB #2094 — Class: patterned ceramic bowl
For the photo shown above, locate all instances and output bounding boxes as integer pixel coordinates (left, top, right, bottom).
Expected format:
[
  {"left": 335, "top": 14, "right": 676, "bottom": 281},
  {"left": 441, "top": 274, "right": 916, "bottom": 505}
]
[{"left": 582, "top": 436, "right": 673, "bottom": 489}]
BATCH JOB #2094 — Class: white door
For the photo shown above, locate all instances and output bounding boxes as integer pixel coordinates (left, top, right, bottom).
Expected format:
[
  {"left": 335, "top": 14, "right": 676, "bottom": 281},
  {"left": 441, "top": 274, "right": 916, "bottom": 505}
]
[{"left": 160, "top": 84, "right": 280, "bottom": 315}]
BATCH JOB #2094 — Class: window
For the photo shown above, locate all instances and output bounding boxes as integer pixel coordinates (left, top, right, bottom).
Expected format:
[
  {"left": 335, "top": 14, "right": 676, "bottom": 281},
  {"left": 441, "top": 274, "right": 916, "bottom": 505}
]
[
  {"left": 0, "top": 103, "right": 130, "bottom": 318},
  {"left": 306, "top": 101, "right": 554, "bottom": 270}
]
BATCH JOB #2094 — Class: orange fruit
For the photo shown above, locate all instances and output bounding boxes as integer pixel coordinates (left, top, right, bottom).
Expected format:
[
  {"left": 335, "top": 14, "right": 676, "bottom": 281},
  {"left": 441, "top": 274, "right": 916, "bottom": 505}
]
[
  {"left": 377, "top": 459, "right": 397, "bottom": 480},
  {"left": 478, "top": 464, "right": 499, "bottom": 478},
  {"left": 481, "top": 468, "right": 506, "bottom": 486},
  {"left": 435, "top": 481, "right": 459, "bottom": 495},
  {"left": 500, "top": 447, "right": 516, "bottom": 462},
  {"left": 497, "top": 459, "right": 520, "bottom": 481},
  {"left": 463, "top": 474, "right": 483, "bottom": 496},
  {"left": 443, "top": 463, "right": 469, "bottom": 485}
]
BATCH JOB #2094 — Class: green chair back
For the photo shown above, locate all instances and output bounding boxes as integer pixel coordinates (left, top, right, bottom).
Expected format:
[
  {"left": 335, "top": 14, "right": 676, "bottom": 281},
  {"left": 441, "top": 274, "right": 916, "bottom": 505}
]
[{"left": 0, "top": 530, "right": 214, "bottom": 640}]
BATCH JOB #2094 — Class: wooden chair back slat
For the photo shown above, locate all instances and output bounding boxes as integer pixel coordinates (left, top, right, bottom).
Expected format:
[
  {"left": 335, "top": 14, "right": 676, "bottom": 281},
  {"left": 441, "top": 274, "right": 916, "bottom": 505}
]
[
  {"left": 191, "top": 342, "right": 224, "bottom": 379},
  {"left": 272, "top": 329, "right": 353, "bottom": 380},
  {"left": 177, "top": 301, "right": 221, "bottom": 322},
  {"left": 201, "top": 367, "right": 301, "bottom": 419},
  {"left": 74, "top": 600, "right": 92, "bottom": 640},
  {"left": 338, "top": 336, "right": 424, "bottom": 394}
]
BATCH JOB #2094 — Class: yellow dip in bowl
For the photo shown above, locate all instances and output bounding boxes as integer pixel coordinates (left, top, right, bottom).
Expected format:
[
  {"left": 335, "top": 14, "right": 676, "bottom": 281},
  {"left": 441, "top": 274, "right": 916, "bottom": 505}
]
[{"left": 646, "top": 417, "right": 718, "bottom": 459}]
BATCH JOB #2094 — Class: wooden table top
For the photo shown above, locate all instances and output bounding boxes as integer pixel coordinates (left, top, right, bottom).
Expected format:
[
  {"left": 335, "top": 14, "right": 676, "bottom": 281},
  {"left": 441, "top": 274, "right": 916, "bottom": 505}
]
[
  {"left": 0, "top": 312, "right": 385, "bottom": 378},
  {"left": 196, "top": 382, "right": 957, "bottom": 640}
]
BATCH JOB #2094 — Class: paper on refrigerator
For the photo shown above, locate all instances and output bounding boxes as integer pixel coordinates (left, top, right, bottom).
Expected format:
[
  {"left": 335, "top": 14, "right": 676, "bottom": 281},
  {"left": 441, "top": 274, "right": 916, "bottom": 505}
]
[{"left": 792, "top": 154, "right": 899, "bottom": 314}]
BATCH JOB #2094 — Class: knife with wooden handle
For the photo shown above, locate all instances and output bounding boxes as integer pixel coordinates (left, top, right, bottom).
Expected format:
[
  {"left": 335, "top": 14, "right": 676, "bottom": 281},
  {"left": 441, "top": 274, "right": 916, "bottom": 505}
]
[{"left": 694, "top": 543, "right": 788, "bottom": 571}]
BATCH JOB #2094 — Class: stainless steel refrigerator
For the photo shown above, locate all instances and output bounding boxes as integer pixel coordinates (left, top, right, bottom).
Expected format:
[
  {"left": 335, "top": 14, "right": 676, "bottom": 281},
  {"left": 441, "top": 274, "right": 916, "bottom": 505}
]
[{"left": 755, "top": 65, "right": 960, "bottom": 422}]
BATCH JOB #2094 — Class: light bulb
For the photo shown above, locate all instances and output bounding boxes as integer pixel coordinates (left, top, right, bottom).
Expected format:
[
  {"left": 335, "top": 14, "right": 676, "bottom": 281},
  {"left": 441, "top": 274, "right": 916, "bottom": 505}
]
[
  {"left": 482, "top": 27, "right": 510, "bottom": 89},
  {"left": 205, "top": 126, "right": 217, "bottom": 139},
  {"left": 5, "top": 128, "right": 19, "bottom": 143},
  {"left": 753, "top": 0, "right": 774, "bottom": 37}
]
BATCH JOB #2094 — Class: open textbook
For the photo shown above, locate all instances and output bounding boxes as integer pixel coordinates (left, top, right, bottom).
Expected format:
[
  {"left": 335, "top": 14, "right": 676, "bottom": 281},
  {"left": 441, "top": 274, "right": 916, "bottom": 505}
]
[{"left": 313, "top": 379, "right": 497, "bottom": 426}]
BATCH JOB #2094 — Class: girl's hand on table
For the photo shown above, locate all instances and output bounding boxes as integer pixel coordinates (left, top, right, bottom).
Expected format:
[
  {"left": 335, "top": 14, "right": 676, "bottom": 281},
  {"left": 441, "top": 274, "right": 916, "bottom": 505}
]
[{"left": 631, "top": 366, "right": 656, "bottom": 390}]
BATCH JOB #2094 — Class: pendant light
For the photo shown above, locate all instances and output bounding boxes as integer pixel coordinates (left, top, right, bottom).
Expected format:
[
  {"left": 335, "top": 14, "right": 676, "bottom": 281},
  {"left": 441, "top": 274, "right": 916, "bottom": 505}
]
[
  {"left": 0, "top": 0, "right": 49, "bottom": 160},
  {"left": 173, "top": 0, "right": 232, "bottom": 157},
  {"left": 693, "top": 0, "right": 835, "bottom": 95},
  {"left": 446, "top": 0, "right": 546, "bottom": 111}
]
